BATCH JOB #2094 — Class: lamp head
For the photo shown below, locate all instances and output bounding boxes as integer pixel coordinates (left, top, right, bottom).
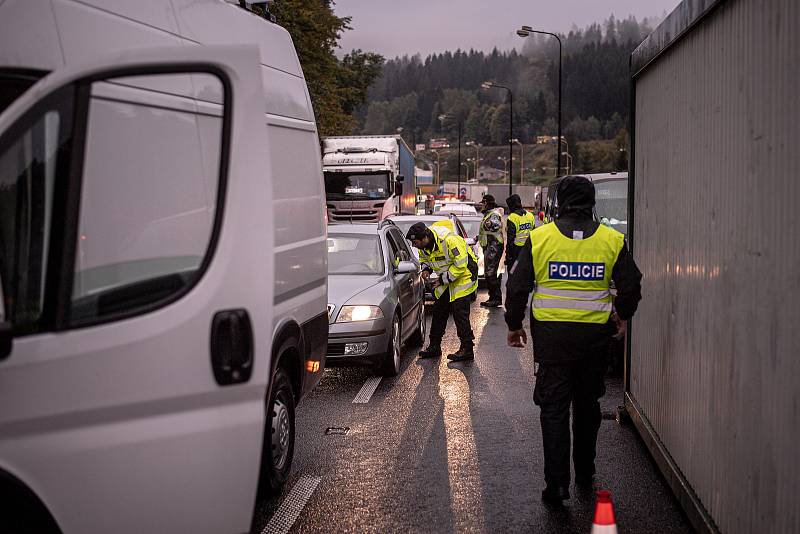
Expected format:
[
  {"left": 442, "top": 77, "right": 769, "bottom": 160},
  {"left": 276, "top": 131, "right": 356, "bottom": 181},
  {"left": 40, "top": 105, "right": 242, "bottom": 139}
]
[
  {"left": 516, "top": 29, "right": 530, "bottom": 37},
  {"left": 521, "top": 25, "right": 533, "bottom": 32},
  {"left": 481, "top": 81, "right": 493, "bottom": 90}
]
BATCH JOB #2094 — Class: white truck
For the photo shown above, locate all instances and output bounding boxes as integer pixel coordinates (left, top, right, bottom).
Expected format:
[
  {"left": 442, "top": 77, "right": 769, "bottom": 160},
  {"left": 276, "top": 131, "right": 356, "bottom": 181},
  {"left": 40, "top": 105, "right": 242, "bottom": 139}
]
[
  {"left": 0, "top": 1, "right": 327, "bottom": 532},
  {"left": 323, "top": 135, "right": 417, "bottom": 222}
]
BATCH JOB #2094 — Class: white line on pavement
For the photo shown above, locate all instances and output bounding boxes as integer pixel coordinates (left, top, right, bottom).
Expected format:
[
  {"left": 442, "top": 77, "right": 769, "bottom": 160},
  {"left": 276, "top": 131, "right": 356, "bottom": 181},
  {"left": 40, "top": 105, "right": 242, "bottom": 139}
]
[
  {"left": 352, "top": 376, "right": 382, "bottom": 403},
  {"left": 261, "top": 475, "right": 322, "bottom": 534}
]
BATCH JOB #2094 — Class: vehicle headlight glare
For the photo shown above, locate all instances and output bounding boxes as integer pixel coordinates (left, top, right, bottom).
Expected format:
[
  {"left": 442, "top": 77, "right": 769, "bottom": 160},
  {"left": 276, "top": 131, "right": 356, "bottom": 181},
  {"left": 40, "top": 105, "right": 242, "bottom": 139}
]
[{"left": 336, "top": 305, "right": 384, "bottom": 323}]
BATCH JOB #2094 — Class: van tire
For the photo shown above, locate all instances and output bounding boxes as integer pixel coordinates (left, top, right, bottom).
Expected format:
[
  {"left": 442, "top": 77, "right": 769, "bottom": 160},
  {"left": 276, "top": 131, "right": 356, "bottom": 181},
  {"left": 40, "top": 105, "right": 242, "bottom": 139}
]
[
  {"left": 379, "top": 314, "right": 402, "bottom": 377},
  {"left": 262, "top": 367, "right": 295, "bottom": 495}
]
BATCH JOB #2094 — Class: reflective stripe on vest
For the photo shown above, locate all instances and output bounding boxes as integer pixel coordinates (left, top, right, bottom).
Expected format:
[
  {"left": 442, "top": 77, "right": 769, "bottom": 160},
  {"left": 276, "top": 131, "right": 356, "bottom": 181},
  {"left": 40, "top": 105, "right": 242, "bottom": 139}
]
[
  {"left": 530, "top": 222, "right": 624, "bottom": 324},
  {"left": 479, "top": 208, "right": 504, "bottom": 247},
  {"left": 508, "top": 211, "right": 536, "bottom": 246}
]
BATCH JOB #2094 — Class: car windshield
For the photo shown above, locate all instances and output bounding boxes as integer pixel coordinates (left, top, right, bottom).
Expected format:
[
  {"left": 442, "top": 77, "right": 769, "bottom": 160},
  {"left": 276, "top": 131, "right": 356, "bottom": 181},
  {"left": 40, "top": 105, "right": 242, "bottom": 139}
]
[
  {"left": 594, "top": 179, "right": 628, "bottom": 235},
  {"left": 324, "top": 171, "right": 391, "bottom": 200},
  {"left": 327, "top": 233, "right": 384, "bottom": 275}
]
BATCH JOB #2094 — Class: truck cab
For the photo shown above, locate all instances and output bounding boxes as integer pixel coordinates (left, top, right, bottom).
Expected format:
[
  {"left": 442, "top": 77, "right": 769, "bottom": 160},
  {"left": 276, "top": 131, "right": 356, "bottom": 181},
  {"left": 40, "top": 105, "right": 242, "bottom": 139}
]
[{"left": 323, "top": 135, "right": 416, "bottom": 222}]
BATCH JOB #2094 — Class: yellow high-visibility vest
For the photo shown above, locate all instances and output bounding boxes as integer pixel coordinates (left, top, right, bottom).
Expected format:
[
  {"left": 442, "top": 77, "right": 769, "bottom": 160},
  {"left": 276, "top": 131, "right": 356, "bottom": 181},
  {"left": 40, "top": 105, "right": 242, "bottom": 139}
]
[
  {"left": 508, "top": 211, "right": 537, "bottom": 247},
  {"left": 419, "top": 224, "right": 478, "bottom": 301},
  {"left": 530, "top": 222, "right": 624, "bottom": 323}
]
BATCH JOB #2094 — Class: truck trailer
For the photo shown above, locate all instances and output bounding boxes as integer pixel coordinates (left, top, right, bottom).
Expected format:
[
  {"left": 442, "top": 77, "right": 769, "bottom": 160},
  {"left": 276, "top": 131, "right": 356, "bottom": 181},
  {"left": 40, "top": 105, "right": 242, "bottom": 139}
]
[{"left": 322, "top": 135, "right": 416, "bottom": 222}]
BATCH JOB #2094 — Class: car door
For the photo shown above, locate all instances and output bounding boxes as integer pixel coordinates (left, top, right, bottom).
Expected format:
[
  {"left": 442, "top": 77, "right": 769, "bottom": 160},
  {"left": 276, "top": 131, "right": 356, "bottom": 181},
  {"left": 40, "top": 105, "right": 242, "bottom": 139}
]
[
  {"left": 0, "top": 46, "right": 272, "bottom": 533},
  {"left": 394, "top": 229, "right": 424, "bottom": 309},
  {"left": 385, "top": 229, "right": 415, "bottom": 335}
]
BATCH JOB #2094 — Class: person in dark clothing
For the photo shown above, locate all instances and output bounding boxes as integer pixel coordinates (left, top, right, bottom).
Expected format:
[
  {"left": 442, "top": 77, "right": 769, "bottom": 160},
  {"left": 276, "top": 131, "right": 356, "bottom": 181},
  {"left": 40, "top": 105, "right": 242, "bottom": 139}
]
[
  {"left": 504, "top": 176, "right": 642, "bottom": 503},
  {"left": 505, "top": 193, "right": 536, "bottom": 270},
  {"left": 477, "top": 194, "right": 504, "bottom": 307}
]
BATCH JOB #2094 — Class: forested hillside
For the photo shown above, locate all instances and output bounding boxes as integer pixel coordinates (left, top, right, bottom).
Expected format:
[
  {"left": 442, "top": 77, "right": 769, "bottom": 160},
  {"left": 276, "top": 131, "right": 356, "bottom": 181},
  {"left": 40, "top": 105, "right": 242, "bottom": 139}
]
[{"left": 356, "top": 15, "right": 658, "bottom": 178}]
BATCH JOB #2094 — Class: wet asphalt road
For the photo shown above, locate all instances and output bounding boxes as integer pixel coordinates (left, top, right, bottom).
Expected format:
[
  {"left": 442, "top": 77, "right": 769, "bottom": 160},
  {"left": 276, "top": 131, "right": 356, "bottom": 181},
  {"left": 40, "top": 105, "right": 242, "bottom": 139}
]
[{"left": 252, "top": 290, "right": 692, "bottom": 533}]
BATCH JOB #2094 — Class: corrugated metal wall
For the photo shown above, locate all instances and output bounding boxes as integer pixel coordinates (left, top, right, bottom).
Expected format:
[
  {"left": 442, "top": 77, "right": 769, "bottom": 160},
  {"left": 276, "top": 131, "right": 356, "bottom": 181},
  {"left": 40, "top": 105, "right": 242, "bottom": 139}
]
[{"left": 631, "top": 0, "right": 800, "bottom": 532}]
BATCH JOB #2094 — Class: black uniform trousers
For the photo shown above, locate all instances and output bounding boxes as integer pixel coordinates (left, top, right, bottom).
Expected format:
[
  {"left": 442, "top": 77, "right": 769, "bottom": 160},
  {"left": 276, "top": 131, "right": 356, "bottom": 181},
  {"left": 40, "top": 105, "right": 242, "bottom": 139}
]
[
  {"left": 533, "top": 353, "right": 607, "bottom": 488},
  {"left": 429, "top": 288, "right": 474, "bottom": 348},
  {"left": 482, "top": 241, "right": 503, "bottom": 301}
]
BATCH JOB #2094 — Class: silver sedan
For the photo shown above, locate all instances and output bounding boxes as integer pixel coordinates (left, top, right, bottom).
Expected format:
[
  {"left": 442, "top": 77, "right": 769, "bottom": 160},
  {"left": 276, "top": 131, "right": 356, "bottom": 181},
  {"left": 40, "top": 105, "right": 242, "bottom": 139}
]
[{"left": 326, "top": 221, "right": 426, "bottom": 376}]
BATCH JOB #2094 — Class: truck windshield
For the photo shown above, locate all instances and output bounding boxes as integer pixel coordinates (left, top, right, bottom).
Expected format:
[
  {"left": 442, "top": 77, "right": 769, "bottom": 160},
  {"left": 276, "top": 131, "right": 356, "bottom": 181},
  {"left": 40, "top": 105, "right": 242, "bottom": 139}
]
[
  {"left": 325, "top": 171, "right": 391, "bottom": 200},
  {"left": 594, "top": 179, "right": 628, "bottom": 235},
  {"left": 1, "top": 71, "right": 44, "bottom": 115}
]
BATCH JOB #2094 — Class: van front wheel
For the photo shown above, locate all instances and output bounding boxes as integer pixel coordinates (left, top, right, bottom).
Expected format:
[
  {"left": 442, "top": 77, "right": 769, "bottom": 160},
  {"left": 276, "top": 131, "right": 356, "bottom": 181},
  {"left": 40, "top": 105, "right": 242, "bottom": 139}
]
[{"left": 263, "top": 367, "right": 295, "bottom": 494}]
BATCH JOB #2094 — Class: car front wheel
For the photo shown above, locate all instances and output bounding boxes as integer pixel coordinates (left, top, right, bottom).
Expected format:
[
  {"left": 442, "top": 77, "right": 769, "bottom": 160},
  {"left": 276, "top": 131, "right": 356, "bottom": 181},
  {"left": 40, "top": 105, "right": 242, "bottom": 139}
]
[{"left": 379, "top": 314, "right": 402, "bottom": 377}]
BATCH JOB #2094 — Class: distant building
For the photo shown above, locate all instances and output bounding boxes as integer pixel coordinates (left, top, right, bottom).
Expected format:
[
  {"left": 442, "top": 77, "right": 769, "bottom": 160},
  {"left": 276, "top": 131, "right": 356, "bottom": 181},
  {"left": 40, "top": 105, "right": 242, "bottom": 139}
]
[
  {"left": 428, "top": 138, "right": 450, "bottom": 149},
  {"left": 478, "top": 166, "right": 506, "bottom": 182}
]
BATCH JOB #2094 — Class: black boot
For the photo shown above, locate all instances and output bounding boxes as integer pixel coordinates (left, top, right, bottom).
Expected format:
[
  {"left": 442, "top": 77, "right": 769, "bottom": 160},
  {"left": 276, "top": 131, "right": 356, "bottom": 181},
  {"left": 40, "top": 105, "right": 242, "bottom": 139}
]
[
  {"left": 418, "top": 344, "right": 442, "bottom": 359},
  {"left": 480, "top": 299, "right": 502, "bottom": 308},
  {"left": 447, "top": 345, "right": 474, "bottom": 362},
  {"left": 541, "top": 485, "right": 570, "bottom": 503}
]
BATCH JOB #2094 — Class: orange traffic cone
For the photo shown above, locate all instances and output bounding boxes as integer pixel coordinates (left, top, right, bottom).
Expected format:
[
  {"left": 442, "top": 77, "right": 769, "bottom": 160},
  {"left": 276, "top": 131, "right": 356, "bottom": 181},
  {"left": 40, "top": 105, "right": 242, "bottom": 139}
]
[{"left": 591, "top": 490, "right": 618, "bottom": 533}]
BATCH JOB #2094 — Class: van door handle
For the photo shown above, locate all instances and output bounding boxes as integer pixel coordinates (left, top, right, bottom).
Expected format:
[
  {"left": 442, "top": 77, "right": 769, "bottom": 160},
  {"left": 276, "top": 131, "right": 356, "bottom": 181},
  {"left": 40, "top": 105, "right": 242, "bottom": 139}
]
[{"left": 210, "top": 309, "right": 253, "bottom": 386}]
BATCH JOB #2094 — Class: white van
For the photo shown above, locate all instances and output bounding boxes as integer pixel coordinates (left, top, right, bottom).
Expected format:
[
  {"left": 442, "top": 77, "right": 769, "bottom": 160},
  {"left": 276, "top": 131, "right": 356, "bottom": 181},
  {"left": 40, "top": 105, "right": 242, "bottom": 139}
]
[{"left": 0, "top": 2, "right": 327, "bottom": 532}]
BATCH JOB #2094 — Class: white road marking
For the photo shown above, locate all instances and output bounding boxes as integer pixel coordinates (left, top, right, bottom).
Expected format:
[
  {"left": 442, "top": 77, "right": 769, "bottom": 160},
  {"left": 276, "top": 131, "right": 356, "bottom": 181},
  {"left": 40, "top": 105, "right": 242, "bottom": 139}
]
[
  {"left": 261, "top": 475, "right": 321, "bottom": 534},
  {"left": 352, "top": 376, "right": 382, "bottom": 403}
]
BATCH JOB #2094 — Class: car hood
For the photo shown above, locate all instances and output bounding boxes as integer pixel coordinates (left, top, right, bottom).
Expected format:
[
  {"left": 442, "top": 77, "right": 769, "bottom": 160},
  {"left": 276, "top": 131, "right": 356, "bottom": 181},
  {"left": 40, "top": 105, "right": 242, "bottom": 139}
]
[{"left": 327, "top": 274, "right": 387, "bottom": 309}]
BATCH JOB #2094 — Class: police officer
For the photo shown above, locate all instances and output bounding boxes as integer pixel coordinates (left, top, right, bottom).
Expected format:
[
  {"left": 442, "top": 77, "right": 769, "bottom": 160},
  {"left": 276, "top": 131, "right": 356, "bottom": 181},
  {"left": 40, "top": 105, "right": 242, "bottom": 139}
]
[
  {"left": 478, "top": 194, "right": 504, "bottom": 308},
  {"left": 505, "top": 193, "right": 536, "bottom": 269},
  {"left": 504, "top": 176, "right": 642, "bottom": 503},
  {"left": 406, "top": 221, "right": 478, "bottom": 362}
]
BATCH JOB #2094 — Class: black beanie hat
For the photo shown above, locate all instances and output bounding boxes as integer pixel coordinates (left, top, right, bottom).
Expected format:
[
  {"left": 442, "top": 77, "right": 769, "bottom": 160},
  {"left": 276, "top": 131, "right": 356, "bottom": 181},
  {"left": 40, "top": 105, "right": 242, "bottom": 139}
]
[
  {"left": 556, "top": 176, "right": 595, "bottom": 211},
  {"left": 405, "top": 222, "right": 429, "bottom": 241}
]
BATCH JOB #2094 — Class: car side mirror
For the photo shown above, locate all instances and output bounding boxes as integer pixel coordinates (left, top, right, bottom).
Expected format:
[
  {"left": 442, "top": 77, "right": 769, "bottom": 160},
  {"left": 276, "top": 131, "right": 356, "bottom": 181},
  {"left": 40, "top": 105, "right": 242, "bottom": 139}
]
[
  {"left": 0, "top": 322, "right": 12, "bottom": 361},
  {"left": 394, "top": 261, "right": 417, "bottom": 274},
  {"left": 465, "top": 237, "right": 477, "bottom": 246},
  {"left": 395, "top": 175, "right": 405, "bottom": 183}
]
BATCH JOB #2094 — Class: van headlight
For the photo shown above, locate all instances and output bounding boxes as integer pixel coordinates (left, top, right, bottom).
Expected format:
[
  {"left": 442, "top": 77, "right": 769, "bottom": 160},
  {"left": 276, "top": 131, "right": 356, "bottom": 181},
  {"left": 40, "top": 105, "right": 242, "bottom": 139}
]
[{"left": 336, "top": 305, "right": 384, "bottom": 323}]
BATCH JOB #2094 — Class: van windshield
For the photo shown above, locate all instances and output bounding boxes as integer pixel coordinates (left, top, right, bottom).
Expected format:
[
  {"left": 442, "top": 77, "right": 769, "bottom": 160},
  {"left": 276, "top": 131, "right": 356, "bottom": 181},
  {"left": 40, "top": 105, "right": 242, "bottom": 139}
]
[
  {"left": 594, "top": 179, "right": 628, "bottom": 235},
  {"left": 325, "top": 171, "right": 391, "bottom": 200},
  {"left": 0, "top": 71, "right": 44, "bottom": 115}
]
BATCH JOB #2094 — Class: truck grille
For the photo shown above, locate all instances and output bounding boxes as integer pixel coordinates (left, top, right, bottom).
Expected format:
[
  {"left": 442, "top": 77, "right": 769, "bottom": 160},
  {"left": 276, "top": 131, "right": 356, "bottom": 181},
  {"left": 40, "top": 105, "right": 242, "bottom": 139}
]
[{"left": 327, "top": 201, "right": 385, "bottom": 223}]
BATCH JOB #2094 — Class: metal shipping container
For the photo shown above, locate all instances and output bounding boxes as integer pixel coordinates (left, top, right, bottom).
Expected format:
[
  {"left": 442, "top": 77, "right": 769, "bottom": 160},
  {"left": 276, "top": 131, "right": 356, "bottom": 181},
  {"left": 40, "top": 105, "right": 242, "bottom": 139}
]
[{"left": 628, "top": 0, "right": 799, "bottom": 532}]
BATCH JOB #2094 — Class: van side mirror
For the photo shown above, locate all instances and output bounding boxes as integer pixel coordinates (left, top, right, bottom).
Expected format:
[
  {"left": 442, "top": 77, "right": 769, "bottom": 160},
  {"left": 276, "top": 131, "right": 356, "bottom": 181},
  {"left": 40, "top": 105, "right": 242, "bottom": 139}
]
[
  {"left": 395, "top": 183, "right": 403, "bottom": 197},
  {"left": 0, "top": 322, "right": 12, "bottom": 360},
  {"left": 395, "top": 175, "right": 405, "bottom": 183}
]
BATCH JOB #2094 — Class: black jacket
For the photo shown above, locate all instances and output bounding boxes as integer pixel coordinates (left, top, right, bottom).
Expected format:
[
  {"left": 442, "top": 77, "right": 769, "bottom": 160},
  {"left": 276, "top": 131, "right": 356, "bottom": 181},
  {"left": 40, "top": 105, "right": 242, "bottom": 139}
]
[
  {"left": 505, "top": 207, "right": 528, "bottom": 267},
  {"left": 504, "top": 215, "right": 642, "bottom": 363}
]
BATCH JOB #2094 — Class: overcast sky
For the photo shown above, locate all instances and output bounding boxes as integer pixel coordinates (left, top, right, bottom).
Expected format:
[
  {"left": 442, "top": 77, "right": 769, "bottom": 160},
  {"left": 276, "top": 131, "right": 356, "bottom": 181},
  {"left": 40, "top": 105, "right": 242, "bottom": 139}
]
[{"left": 333, "top": 0, "right": 682, "bottom": 59}]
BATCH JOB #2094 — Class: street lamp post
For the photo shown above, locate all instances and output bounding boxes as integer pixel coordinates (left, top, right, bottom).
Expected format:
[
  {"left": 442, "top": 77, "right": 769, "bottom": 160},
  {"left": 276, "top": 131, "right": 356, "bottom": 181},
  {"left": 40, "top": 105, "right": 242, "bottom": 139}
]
[
  {"left": 439, "top": 114, "right": 463, "bottom": 197},
  {"left": 482, "top": 81, "right": 514, "bottom": 197},
  {"left": 511, "top": 138, "right": 524, "bottom": 183},
  {"left": 466, "top": 141, "right": 481, "bottom": 184},
  {"left": 562, "top": 152, "right": 573, "bottom": 175},
  {"left": 517, "top": 25, "right": 562, "bottom": 177},
  {"left": 432, "top": 149, "right": 442, "bottom": 185}
]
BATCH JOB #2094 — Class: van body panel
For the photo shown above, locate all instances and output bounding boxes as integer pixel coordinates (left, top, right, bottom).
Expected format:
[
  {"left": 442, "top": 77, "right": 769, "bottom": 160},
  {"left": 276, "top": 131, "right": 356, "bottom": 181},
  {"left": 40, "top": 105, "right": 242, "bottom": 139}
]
[
  {"left": 0, "top": 1, "right": 327, "bottom": 528},
  {"left": 0, "top": 46, "right": 274, "bottom": 533},
  {"left": 0, "top": 0, "right": 63, "bottom": 70},
  {"left": 170, "top": 0, "right": 303, "bottom": 76}
]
